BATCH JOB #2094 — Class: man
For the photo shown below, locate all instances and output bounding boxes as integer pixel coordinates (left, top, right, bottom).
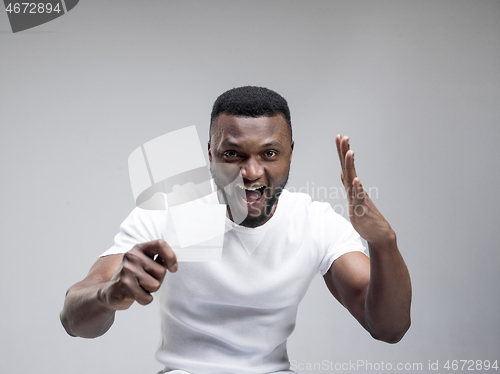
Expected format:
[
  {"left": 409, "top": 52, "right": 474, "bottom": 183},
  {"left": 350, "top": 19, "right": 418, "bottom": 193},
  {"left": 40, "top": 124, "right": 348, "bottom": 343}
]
[{"left": 60, "top": 86, "right": 411, "bottom": 374}]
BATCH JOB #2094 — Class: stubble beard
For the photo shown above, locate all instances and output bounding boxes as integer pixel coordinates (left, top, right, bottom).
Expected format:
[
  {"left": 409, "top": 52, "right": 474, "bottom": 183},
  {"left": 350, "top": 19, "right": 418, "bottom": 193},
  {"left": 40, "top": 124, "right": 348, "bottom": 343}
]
[{"left": 209, "top": 166, "right": 290, "bottom": 228}]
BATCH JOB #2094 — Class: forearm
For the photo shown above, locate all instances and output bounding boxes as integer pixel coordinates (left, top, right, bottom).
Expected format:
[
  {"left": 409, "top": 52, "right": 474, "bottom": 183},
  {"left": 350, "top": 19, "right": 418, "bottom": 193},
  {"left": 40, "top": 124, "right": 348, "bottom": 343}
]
[
  {"left": 364, "top": 232, "right": 412, "bottom": 343},
  {"left": 60, "top": 282, "right": 116, "bottom": 339}
]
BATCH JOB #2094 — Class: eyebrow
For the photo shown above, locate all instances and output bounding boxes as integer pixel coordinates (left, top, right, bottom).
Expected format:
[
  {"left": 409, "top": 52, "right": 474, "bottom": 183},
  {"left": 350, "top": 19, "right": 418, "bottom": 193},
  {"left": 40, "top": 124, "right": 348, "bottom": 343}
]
[
  {"left": 221, "top": 140, "right": 242, "bottom": 149},
  {"left": 262, "top": 141, "right": 282, "bottom": 148},
  {"left": 220, "top": 140, "right": 282, "bottom": 149}
]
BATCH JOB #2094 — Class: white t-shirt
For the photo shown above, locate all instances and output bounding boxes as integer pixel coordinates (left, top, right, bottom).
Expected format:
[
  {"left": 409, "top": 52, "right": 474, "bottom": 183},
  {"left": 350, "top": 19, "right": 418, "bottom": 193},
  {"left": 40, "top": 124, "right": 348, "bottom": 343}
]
[{"left": 102, "top": 190, "right": 366, "bottom": 374}]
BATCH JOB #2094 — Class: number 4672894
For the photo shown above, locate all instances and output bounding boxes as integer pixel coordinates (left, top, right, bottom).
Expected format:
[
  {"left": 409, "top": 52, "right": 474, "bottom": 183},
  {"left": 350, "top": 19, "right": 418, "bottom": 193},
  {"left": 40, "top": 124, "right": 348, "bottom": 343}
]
[
  {"left": 444, "top": 360, "right": 498, "bottom": 371},
  {"left": 5, "top": 2, "right": 62, "bottom": 14}
]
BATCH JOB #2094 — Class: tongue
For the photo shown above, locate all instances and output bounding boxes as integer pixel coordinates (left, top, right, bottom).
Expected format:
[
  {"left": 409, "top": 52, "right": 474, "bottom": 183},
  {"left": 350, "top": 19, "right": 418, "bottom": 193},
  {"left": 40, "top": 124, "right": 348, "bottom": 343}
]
[{"left": 245, "top": 189, "right": 261, "bottom": 203}]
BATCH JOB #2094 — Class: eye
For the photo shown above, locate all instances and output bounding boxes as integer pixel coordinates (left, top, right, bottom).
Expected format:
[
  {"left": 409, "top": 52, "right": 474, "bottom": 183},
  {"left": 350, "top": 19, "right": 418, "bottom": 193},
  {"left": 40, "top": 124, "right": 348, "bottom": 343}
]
[
  {"left": 264, "top": 150, "right": 278, "bottom": 158},
  {"left": 223, "top": 150, "right": 239, "bottom": 158}
]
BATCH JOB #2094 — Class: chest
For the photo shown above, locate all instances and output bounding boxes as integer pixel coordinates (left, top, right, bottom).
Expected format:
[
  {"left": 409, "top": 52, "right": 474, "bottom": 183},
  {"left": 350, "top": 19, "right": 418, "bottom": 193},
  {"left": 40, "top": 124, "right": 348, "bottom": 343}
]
[{"left": 162, "top": 227, "right": 321, "bottom": 311}]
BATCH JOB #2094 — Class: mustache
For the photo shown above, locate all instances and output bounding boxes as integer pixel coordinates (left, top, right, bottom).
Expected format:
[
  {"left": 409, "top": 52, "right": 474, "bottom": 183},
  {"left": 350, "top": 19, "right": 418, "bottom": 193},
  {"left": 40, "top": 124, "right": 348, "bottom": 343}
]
[{"left": 208, "top": 162, "right": 291, "bottom": 227}]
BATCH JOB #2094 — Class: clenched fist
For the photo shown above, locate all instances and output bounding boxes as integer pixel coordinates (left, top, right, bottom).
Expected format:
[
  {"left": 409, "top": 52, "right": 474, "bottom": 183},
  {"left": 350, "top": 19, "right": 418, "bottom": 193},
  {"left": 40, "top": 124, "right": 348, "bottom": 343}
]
[{"left": 98, "top": 240, "right": 177, "bottom": 311}]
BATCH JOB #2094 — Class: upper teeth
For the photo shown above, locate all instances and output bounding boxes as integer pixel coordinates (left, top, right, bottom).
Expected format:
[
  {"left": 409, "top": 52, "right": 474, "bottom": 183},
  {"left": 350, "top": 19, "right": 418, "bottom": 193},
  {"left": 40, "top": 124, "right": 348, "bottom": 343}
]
[{"left": 238, "top": 185, "right": 263, "bottom": 191}]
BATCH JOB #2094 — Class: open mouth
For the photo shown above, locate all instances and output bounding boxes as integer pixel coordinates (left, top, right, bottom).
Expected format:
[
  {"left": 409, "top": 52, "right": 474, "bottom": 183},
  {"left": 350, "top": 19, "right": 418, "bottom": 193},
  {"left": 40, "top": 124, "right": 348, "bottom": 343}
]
[{"left": 237, "top": 185, "right": 267, "bottom": 205}]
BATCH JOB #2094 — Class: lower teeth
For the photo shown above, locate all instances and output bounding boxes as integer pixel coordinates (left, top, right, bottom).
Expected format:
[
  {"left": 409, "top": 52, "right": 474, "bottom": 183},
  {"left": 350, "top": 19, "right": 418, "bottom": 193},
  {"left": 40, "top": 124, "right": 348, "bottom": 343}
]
[{"left": 242, "top": 198, "right": 256, "bottom": 205}]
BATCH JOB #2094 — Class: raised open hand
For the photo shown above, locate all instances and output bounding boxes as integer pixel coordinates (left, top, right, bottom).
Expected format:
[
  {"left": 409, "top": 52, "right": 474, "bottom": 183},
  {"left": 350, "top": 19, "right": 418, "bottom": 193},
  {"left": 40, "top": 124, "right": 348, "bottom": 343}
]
[{"left": 336, "top": 134, "right": 395, "bottom": 247}]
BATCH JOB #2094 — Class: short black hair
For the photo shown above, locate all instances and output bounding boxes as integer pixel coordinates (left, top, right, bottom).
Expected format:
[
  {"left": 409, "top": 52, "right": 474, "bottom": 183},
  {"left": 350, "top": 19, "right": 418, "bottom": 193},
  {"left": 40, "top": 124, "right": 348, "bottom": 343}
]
[{"left": 210, "top": 86, "right": 292, "bottom": 141}]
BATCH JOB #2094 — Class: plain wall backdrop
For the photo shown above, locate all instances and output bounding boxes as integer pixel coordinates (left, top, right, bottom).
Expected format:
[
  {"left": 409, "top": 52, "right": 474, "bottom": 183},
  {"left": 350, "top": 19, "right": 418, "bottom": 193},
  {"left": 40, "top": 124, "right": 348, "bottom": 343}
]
[{"left": 1, "top": 1, "right": 499, "bottom": 373}]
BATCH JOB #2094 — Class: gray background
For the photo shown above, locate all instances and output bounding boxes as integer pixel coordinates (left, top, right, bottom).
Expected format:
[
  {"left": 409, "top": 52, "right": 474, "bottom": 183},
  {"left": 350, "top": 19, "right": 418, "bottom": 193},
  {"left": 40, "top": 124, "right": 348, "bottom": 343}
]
[{"left": 1, "top": 1, "right": 499, "bottom": 373}]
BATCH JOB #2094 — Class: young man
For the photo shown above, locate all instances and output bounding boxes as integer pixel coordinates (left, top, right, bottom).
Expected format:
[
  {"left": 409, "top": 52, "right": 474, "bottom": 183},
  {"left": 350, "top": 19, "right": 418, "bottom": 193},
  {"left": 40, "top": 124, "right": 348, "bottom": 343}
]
[{"left": 60, "top": 86, "right": 411, "bottom": 374}]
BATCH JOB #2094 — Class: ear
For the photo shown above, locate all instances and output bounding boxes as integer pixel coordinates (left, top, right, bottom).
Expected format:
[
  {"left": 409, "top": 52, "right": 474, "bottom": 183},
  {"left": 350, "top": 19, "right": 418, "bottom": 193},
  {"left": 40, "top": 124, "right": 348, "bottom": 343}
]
[
  {"left": 289, "top": 141, "right": 294, "bottom": 163},
  {"left": 208, "top": 141, "right": 212, "bottom": 162}
]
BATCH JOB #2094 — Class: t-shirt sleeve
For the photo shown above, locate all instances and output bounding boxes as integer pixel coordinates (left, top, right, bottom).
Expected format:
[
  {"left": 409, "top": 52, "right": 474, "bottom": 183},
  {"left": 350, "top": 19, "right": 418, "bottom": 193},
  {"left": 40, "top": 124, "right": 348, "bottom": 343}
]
[
  {"left": 317, "top": 204, "right": 367, "bottom": 276},
  {"left": 100, "top": 207, "right": 168, "bottom": 257}
]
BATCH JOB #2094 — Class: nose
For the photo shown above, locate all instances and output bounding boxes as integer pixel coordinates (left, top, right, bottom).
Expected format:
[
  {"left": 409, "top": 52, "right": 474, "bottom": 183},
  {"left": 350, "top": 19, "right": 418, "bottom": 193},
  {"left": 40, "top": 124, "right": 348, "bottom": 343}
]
[{"left": 240, "top": 157, "right": 264, "bottom": 181}]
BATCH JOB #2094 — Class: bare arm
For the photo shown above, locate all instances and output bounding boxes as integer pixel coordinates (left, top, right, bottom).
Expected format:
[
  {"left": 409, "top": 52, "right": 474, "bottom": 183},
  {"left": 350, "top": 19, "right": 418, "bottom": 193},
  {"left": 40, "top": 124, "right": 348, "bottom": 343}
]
[
  {"left": 60, "top": 240, "right": 178, "bottom": 338},
  {"left": 323, "top": 135, "right": 412, "bottom": 343},
  {"left": 60, "top": 254, "right": 122, "bottom": 338}
]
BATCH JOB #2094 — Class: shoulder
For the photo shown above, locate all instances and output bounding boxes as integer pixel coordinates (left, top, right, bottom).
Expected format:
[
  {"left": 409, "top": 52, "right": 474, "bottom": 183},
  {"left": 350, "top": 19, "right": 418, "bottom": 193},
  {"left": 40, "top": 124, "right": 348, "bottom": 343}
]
[
  {"left": 101, "top": 201, "right": 168, "bottom": 257},
  {"left": 281, "top": 190, "right": 362, "bottom": 245},
  {"left": 281, "top": 190, "right": 341, "bottom": 220},
  {"left": 279, "top": 191, "right": 352, "bottom": 238},
  {"left": 281, "top": 190, "right": 315, "bottom": 208},
  {"left": 119, "top": 201, "right": 168, "bottom": 238}
]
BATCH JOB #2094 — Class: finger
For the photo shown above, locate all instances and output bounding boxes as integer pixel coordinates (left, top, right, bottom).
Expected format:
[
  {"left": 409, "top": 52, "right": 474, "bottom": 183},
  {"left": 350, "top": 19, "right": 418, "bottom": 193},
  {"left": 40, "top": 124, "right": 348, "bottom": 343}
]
[
  {"left": 121, "top": 251, "right": 165, "bottom": 290},
  {"left": 142, "top": 258, "right": 167, "bottom": 283},
  {"left": 156, "top": 240, "right": 178, "bottom": 272},
  {"left": 118, "top": 271, "right": 154, "bottom": 306},
  {"left": 341, "top": 136, "right": 351, "bottom": 177},
  {"left": 124, "top": 246, "right": 167, "bottom": 281},
  {"left": 352, "top": 177, "right": 366, "bottom": 203},
  {"left": 344, "top": 150, "right": 358, "bottom": 197},
  {"left": 136, "top": 240, "right": 165, "bottom": 259},
  {"left": 130, "top": 281, "right": 154, "bottom": 306},
  {"left": 335, "top": 134, "right": 344, "bottom": 170},
  {"left": 337, "top": 134, "right": 349, "bottom": 172},
  {"left": 350, "top": 177, "right": 368, "bottom": 218},
  {"left": 341, "top": 136, "right": 350, "bottom": 161},
  {"left": 134, "top": 266, "right": 163, "bottom": 293},
  {"left": 121, "top": 261, "right": 160, "bottom": 296},
  {"left": 117, "top": 255, "right": 164, "bottom": 303},
  {"left": 137, "top": 240, "right": 178, "bottom": 273},
  {"left": 336, "top": 134, "right": 349, "bottom": 188}
]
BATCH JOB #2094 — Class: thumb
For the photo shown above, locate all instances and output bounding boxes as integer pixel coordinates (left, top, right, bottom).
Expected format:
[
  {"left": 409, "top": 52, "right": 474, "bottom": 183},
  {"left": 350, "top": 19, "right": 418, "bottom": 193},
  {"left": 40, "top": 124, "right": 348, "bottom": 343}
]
[{"left": 352, "top": 177, "right": 366, "bottom": 203}]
